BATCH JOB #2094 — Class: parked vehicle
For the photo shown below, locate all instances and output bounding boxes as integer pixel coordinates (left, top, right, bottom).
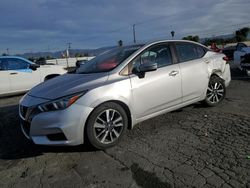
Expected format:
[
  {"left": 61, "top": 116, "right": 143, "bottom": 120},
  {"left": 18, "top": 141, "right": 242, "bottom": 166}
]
[
  {"left": 222, "top": 45, "right": 236, "bottom": 61},
  {"left": 234, "top": 43, "right": 250, "bottom": 76},
  {"left": 0, "top": 56, "right": 66, "bottom": 96},
  {"left": 76, "top": 59, "right": 88, "bottom": 68},
  {"left": 210, "top": 43, "right": 222, "bottom": 53},
  {"left": 19, "top": 40, "right": 231, "bottom": 149}
]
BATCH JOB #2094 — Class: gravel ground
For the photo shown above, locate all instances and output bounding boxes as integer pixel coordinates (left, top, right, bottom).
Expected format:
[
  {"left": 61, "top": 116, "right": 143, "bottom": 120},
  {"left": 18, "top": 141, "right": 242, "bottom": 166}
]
[{"left": 0, "top": 69, "right": 249, "bottom": 188}]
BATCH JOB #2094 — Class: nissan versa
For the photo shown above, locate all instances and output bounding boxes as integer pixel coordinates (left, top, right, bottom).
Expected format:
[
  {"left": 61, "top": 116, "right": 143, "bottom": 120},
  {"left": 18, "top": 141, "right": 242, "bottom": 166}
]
[{"left": 19, "top": 40, "right": 231, "bottom": 149}]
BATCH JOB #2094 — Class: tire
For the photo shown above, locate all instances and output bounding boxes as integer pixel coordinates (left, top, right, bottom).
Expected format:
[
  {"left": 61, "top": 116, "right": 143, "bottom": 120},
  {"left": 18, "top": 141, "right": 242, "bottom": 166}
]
[
  {"left": 204, "top": 76, "right": 226, "bottom": 107},
  {"left": 86, "top": 102, "right": 128, "bottom": 149}
]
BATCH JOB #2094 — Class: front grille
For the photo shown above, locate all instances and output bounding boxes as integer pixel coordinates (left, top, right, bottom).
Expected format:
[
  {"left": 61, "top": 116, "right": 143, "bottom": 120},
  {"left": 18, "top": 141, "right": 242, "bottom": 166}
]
[
  {"left": 20, "top": 105, "right": 28, "bottom": 119},
  {"left": 19, "top": 105, "right": 41, "bottom": 139},
  {"left": 20, "top": 119, "right": 31, "bottom": 138},
  {"left": 19, "top": 105, "right": 41, "bottom": 122}
]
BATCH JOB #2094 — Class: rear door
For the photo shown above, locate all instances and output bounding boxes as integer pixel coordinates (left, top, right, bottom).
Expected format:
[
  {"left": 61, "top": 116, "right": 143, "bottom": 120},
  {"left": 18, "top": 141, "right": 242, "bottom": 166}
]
[
  {"left": 0, "top": 59, "right": 10, "bottom": 95},
  {"left": 5, "top": 58, "right": 41, "bottom": 92},
  {"left": 174, "top": 42, "right": 209, "bottom": 102},
  {"left": 129, "top": 43, "right": 182, "bottom": 119}
]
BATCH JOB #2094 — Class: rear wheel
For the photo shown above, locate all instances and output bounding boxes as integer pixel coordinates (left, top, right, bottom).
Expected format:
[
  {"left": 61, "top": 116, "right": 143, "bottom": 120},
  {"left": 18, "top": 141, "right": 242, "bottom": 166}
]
[
  {"left": 204, "top": 76, "right": 226, "bottom": 107},
  {"left": 86, "top": 102, "right": 128, "bottom": 149}
]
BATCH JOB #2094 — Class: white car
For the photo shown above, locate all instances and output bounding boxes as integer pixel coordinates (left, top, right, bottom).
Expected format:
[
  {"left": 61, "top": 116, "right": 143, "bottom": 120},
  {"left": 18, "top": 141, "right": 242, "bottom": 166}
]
[
  {"left": 0, "top": 56, "right": 66, "bottom": 96},
  {"left": 234, "top": 43, "right": 250, "bottom": 76}
]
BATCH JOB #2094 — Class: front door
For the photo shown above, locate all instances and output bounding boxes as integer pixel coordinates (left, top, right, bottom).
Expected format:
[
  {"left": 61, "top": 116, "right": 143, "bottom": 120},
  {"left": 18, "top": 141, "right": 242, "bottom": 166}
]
[
  {"left": 129, "top": 43, "right": 182, "bottom": 119},
  {"left": 0, "top": 59, "right": 10, "bottom": 95}
]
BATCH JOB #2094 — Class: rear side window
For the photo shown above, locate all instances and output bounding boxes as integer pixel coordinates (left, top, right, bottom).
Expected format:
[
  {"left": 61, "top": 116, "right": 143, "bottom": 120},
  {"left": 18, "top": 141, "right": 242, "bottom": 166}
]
[
  {"left": 175, "top": 43, "right": 206, "bottom": 62},
  {"left": 0, "top": 59, "right": 9, "bottom": 70}
]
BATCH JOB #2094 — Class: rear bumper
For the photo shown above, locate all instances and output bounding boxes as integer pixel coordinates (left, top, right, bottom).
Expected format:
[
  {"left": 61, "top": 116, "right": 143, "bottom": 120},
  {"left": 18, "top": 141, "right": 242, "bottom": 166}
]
[{"left": 222, "top": 64, "right": 231, "bottom": 87}]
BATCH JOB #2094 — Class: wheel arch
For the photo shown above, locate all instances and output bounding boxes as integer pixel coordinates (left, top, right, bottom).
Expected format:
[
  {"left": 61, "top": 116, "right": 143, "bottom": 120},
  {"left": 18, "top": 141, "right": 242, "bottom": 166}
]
[
  {"left": 210, "top": 70, "right": 224, "bottom": 81},
  {"left": 85, "top": 100, "right": 133, "bottom": 131}
]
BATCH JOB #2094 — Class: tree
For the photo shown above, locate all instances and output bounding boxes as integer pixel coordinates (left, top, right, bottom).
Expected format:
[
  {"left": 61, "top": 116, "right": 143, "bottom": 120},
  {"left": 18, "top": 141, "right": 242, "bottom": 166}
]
[
  {"left": 75, "top": 53, "right": 83, "bottom": 57},
  {"left": 182, "top": 35, "right": 200, "bottom": 42},
  {"left": 235, "top": 27, "right": 249, "bottom": 42},
  {"left": 171, "top": 31, "right": 175, "bottom": 39},
  {"left": 118, "top": 40, "right": 123, "bottom": 47},
  {"left": 46, "top": 55, "right": 53, "bottom": 60},
  {"left": 28, "top": 57, "right": 35, "bottom": 62}
]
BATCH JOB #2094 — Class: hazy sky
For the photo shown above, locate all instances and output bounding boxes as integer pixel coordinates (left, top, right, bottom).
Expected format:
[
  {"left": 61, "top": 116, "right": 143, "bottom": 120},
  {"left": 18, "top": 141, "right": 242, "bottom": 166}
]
[{"left": 0, "top": 0, "right": 250, "bottom": 54}]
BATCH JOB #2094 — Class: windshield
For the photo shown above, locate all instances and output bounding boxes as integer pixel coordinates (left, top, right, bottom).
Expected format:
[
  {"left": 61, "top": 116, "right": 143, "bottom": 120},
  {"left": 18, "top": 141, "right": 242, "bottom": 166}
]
[{"left": 76, "top": 45, "right": 143, "bottom": 74}]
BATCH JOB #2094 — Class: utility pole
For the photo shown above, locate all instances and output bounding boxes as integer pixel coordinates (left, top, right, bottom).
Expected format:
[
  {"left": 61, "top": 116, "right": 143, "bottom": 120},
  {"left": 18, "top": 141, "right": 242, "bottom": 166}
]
[
  {"left": 67, "top": 42, "right": 71, "bottom": 50},
  {"left": 133, "top": 24, "right": 136, "bottom": 44},
  {"left": 66, "top": 42, "right": 71, "bottom": 68},
  {"left": 6, "top": 48, "right": 9, "bottom": 55},
  {"left": 66, "top": 42, "right": 71, "bottom": 57}
]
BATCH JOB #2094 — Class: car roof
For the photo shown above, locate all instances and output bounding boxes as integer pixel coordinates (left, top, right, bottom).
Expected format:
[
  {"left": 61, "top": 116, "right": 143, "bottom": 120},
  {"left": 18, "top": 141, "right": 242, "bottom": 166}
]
[
  {"left": 147, "top": 39, "right": 207, "bottom": 48},
  {"left": 125, "top": 39, "right": 208, "bottom": 50}
]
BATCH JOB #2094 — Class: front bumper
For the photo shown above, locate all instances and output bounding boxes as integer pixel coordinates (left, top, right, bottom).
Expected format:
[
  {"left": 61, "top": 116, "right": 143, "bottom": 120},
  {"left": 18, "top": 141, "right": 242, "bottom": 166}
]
[{"left": 19, "top": 95, "right": 93, "bottom": 146}]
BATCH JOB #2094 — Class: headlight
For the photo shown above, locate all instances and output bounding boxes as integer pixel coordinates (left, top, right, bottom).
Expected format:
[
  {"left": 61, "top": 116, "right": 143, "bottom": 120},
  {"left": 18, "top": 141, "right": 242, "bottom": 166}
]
[{"left": 38, "top": 91, "right": 87, "bottom": 112}]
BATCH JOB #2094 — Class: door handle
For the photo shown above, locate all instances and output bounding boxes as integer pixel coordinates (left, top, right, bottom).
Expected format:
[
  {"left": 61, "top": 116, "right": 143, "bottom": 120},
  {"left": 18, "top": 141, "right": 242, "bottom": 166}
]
[
  {"left": 10, "top": 72, "right": 18, "bottom": 75},
  {"left": 204, "top": 60, "right": 210, "bottom": 64},
  {"left": 169, "top": 70, "right": 179, "bottom": 76}
]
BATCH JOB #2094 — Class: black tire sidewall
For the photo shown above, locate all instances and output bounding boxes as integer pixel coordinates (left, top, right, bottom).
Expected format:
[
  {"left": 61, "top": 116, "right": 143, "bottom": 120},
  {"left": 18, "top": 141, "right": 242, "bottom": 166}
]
[
  {"left": 204, "top": 76, "right": 226, "bottom": 107},
  {"left": 86, "top": 102, "right": 128, "bottom": 149}
]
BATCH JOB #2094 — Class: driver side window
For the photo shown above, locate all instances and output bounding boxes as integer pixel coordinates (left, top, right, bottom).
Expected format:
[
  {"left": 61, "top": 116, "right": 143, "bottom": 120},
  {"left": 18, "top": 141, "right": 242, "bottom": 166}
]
[
  {"left": 4, "top": 58, "right": 29, "bottom": 70},
  {"left": 130, "top": 44, "right": 172, "bottom": 74}
]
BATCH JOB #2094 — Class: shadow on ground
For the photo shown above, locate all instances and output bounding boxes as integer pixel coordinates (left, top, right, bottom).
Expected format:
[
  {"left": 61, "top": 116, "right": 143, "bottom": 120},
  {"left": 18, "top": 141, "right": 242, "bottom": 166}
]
[
  {"left": 231, "top": 68, "right": 250, "bottom": 82},
  {"left": 0, "top": 104, "right": 96, "bottom": 160}
]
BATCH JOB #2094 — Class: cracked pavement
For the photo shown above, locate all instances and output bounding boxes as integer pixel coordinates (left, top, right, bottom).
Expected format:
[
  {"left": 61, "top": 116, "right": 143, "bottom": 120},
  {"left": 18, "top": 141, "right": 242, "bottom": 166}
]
[{"left": 0, "top": 71, "right": 249, "bottom": 187}]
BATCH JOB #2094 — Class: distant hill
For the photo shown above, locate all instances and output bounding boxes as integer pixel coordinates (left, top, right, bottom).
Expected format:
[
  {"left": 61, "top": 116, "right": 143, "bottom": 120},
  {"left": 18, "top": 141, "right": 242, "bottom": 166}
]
[
  {"left": 17, "top": 46, "right": 116, "bottom": 59},
  {"left": 200, "top": 34, "right": 235, "bottom": 43}
]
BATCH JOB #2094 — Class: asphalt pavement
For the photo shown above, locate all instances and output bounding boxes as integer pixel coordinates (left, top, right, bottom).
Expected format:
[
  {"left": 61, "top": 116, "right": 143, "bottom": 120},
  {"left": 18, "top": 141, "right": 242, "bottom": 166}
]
[{"left": 0, "top": 69, "right": 249, "bottom": 188}]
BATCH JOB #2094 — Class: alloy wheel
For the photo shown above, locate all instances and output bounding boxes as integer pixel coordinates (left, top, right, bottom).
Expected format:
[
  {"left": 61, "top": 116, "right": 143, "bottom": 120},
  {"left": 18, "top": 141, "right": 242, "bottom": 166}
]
[
  {"left": 206, "top": 81, "right": 225, "bottom": 103},
  {"left": 94, "top": 109, "right": 124, "bottom": 144}
]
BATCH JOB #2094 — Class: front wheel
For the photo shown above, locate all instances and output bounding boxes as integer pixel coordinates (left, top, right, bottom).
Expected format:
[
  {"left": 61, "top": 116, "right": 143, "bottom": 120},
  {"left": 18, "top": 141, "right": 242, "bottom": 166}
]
[
  {"left": 204, "top": 76, "right": 226, "bottom": 107},
  {"left": 86, "top": 102, "right": 128, "bottom": 149}
]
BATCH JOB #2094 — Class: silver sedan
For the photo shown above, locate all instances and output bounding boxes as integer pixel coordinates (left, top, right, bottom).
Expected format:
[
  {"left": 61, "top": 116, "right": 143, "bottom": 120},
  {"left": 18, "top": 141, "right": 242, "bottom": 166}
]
[{"left": 19, "top": 40, "right": 231, "bottom": 149}]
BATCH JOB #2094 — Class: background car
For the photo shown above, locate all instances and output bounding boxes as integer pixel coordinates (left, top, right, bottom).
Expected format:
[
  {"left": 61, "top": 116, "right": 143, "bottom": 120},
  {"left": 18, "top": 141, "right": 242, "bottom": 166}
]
[
  {"left": 0, "top": 56, "right": 66, "bottom": 96},
  {"left": 234, "top": 43, "right": 250, "bottom": 76},
  {"left": 19, "top": 40, "right": 231, "bottom": 149},
  {"left": 222, "top": 45, "right": 236, "bottom": 61},
  {"left": 75, "top": 59, "right": 88, "bottom": 68}
]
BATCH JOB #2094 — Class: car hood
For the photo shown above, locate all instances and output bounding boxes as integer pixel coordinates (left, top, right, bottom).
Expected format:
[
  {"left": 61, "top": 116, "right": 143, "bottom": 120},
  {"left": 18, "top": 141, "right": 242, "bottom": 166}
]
[{"left": 28, "top": 73, "right": 109, "bottom": 100}]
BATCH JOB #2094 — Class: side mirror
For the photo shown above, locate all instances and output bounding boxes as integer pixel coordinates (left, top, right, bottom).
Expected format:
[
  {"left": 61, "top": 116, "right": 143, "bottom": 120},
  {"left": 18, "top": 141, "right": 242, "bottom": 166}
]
[
  {"left": 29, "top": 63, "right": 40, "bottom": 71},
  {"left": 132, "top": 63, "right": 157, "bottom": 79},
  {"left": 139, "top": 63, "right": 157, "bottom": 73}
]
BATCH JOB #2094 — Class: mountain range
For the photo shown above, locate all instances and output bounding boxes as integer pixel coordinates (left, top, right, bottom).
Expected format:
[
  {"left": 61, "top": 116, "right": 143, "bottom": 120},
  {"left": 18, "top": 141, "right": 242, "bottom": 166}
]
[{"left": 17, "top": 46, "right": 116, "bottom": 59}]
